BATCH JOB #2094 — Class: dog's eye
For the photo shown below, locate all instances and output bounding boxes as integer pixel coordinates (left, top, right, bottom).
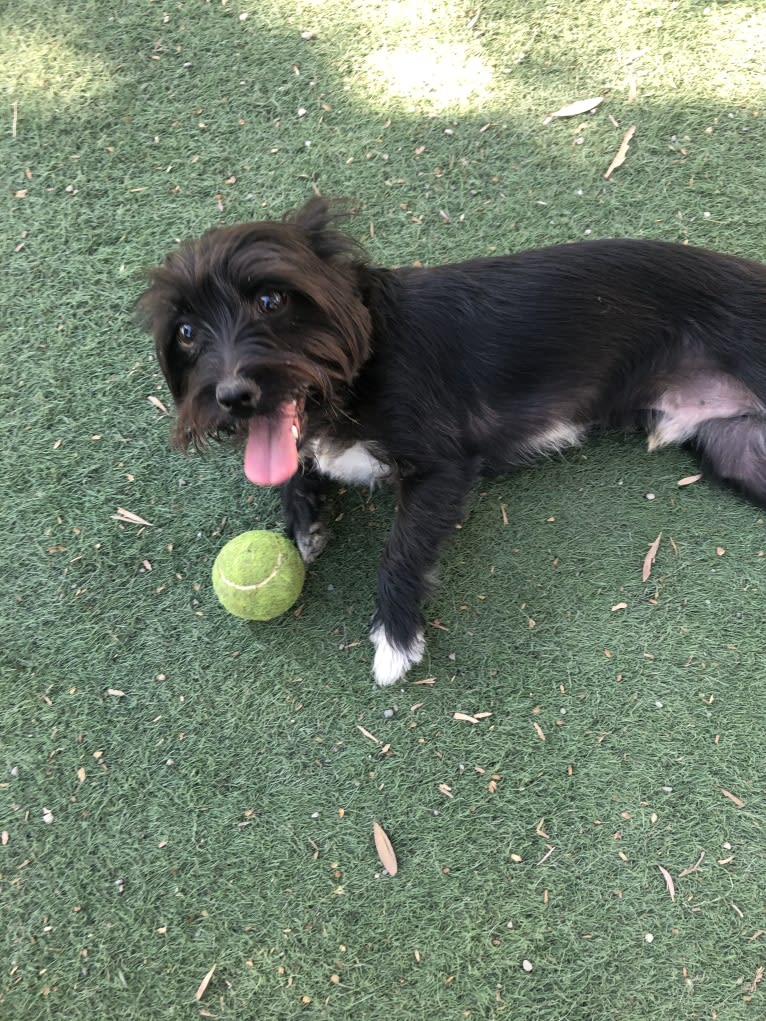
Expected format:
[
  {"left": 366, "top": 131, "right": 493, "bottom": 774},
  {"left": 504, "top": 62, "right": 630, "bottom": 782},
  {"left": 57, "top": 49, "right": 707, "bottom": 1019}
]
[
  {"left": 255, "top": 290, "right": 287, "bottom": 315},
  {"left": 176, "top": 322, "right": 195, "bottom": 348}
]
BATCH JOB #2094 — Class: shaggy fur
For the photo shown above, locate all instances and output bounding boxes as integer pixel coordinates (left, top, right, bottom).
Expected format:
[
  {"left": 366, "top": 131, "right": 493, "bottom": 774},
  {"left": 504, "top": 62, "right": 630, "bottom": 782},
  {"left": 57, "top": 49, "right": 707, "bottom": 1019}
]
[{"left": 138, "top": 198, "right": 766, "bottom": 685}]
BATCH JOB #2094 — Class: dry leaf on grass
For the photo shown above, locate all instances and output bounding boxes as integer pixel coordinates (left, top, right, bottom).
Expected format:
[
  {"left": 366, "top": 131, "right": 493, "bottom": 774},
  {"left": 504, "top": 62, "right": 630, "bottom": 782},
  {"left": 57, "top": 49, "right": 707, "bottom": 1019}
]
[
  {"left": 147, "top": 395, "right": 169, "bottom": 414},
  {"left": 373, "top": 821, "right": 398, "bottom": 876},
  {"left": 453, "top": 709, "right": 491, "bottom": 723},
  {"left": 657, "top": 864, "right": 676, "bottom": 901},
  {"left": 642, "top": 533, "right": 662, "bottom": 582},
  {"left": 194, "top": 963, "right": 216, "bottom": 1001},
  {"left": 111, "top": 507, "right": 153, "bottom": 527},
  {"left": 677, "top": 473, "right": 703, "bottom": 487},
  {"left": 544, "top": 97, "right": 603, "bottom": 123},
  {"left": 604, "top": 124, "right": 637, "bottom": 179},
  {"left": 356, "top": 725, "right": 381, "bottom": 744}
]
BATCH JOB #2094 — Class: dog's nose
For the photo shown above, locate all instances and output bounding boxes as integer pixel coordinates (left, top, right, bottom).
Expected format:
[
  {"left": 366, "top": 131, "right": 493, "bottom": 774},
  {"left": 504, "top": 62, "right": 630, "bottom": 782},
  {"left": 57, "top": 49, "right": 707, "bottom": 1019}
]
[{"left": 215, "top": 379, "right": 261, "bottom": 416}]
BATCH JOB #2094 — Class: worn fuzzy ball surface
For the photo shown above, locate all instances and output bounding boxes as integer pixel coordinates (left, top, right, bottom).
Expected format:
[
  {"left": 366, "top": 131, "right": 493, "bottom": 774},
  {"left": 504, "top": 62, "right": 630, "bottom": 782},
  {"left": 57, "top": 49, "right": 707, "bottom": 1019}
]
[{"left": 211, "top": 531, "right": 305, "bottom": 620}]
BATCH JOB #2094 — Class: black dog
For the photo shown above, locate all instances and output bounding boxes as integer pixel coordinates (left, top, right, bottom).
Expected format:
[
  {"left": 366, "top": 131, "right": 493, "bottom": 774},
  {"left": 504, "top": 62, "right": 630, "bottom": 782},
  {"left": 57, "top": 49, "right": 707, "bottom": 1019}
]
[{"left": 138, "top": 198, "right": 766, "bottom": 685}]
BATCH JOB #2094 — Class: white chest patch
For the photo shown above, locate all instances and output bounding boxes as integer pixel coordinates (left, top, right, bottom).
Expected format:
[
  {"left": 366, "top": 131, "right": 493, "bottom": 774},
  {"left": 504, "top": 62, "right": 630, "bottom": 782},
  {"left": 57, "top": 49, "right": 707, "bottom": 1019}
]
[{"left": 309, "top": 439, "right": 391, "bottom": 486}]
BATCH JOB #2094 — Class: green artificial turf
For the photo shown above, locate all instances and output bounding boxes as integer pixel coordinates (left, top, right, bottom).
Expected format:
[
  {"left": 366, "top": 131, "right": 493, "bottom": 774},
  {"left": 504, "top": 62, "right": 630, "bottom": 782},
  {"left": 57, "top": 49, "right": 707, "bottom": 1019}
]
[{"left": 3, "top": 1, "right": 766, "bottom": 1018}]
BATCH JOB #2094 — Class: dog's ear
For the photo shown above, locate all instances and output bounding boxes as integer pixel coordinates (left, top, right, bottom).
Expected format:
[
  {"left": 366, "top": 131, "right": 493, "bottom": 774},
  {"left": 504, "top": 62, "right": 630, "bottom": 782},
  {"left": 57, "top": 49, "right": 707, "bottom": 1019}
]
[
  {"left": 287, "top": 196, "right": 340, "bottom": 232},
  {"left": 285, "top": 197, "right": 366, "bottom": 263}
]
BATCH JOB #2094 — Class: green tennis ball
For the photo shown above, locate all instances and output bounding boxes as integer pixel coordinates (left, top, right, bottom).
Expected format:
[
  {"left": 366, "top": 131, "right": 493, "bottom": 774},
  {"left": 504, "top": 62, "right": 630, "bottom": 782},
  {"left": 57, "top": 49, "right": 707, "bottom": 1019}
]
[{"left": 211, "top": 530, "right": 305, "bottom": 621}]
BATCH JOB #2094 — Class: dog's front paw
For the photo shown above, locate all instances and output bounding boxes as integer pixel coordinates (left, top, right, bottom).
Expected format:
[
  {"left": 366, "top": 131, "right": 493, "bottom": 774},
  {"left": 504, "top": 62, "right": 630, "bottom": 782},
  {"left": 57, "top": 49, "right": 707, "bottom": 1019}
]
[
  {"left": 370, "top": 623, "right": 425, "bottom": 687},
  {"left": 295, "top": 522, "right": 328, "bottom": 564}
]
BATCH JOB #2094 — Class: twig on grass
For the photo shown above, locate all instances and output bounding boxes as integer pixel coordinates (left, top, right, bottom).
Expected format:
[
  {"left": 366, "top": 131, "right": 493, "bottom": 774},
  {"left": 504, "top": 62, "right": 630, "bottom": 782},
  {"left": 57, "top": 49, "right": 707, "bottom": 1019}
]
[
  {"left": 721, "top": 787, "right": 745, "bottom": 808},
  {"left": 356, "top": 725, "right": 381, "bottom": 744},
  {"left": 679, "top": 851, "right": 705, "bottom": 877},
  {"left": 604, "top": 124, "right": 637, "bottom": 179}
]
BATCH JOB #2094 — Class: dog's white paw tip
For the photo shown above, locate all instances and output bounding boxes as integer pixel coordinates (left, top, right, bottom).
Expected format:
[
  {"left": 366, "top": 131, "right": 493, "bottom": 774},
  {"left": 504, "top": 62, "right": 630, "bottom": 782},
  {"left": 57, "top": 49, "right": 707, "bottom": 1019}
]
[{"left": 370, "top": 625, "right": 425, "bottom": 687}]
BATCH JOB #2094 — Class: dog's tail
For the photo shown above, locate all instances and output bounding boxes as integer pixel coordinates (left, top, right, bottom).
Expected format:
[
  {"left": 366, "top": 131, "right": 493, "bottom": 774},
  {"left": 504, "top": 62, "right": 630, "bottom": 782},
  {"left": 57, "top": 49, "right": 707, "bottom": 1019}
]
[{"left": 692, "top": 415, "right": 766, "bottom": 508}]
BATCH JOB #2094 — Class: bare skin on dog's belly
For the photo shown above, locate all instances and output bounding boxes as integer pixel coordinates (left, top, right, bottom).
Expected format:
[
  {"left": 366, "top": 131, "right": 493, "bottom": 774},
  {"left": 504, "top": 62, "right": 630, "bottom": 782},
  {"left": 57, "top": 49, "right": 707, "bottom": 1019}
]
[{"left": 648, "top": 371, "right": 764, "bottom": 450}]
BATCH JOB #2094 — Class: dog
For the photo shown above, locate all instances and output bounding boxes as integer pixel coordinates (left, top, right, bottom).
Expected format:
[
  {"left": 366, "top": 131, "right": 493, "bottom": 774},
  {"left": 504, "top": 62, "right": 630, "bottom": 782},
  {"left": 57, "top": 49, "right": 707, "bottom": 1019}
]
[{"left": 138, "top": 197, "right": 766, "bottom": 686}]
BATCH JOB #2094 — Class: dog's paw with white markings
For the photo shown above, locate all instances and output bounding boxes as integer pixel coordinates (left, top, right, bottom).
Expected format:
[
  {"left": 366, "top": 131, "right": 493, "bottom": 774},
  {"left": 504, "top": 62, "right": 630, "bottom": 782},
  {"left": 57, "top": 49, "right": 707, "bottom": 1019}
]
[{"left": 370, "top": 623, "right": 425, "bottom": 687}]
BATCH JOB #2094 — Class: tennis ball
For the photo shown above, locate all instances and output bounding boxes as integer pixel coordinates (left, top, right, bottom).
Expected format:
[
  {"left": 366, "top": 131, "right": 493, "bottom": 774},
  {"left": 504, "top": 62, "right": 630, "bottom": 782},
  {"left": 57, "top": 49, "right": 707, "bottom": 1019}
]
[{"left": 211, "top": 530, "right": 305, "bottom": 620}]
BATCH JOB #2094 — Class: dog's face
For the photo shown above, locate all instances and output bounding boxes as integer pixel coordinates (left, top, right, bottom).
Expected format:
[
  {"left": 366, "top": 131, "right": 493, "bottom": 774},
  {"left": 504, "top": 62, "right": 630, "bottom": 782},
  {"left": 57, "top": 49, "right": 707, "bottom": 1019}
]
[{"left": 137, "top": 199, "right": 372, "bottom": 485}]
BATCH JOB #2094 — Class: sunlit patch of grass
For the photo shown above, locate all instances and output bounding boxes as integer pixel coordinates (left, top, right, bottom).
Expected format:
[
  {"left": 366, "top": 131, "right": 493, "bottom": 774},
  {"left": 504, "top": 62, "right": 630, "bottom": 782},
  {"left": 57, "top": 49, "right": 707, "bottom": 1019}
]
[
  {"left": 685, "top": 5, "right": 766, "bottom": 98},
  {"left": 363, "top": 41, "right": 493, "bottom": 113},
  {"left": 240, "top": 0, "right": 766, "bottom": 126},
  {"left": 0, "top": 28, "right": 111, "bottom": 112}
]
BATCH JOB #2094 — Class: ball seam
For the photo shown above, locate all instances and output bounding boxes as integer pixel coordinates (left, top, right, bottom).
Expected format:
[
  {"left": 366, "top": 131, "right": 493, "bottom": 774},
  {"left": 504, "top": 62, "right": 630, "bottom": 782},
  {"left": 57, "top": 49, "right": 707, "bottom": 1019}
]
[{"left": 217, "top": 551, "right": 284, "bottom": 591}]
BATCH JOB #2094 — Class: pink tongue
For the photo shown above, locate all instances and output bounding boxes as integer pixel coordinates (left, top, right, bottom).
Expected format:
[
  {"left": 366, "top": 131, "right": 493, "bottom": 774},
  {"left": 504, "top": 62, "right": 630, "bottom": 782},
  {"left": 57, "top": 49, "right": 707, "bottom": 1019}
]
[{"left": 243, "top": 401, "right": 300, "bottom": 486}]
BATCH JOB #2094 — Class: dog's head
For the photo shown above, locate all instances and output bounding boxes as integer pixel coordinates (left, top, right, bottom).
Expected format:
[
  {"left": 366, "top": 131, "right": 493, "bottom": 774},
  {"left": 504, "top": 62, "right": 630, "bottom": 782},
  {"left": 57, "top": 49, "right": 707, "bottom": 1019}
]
[{"left": 137, "top": 198, "right": 372, "bottom": 485}]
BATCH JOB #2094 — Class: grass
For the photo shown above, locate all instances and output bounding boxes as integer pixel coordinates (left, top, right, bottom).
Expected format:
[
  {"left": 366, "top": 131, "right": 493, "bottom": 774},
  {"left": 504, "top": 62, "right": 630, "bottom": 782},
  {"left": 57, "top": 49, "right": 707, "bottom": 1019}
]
[{"left": 3, "top": 1, "right": 766, "bottom": 1018}]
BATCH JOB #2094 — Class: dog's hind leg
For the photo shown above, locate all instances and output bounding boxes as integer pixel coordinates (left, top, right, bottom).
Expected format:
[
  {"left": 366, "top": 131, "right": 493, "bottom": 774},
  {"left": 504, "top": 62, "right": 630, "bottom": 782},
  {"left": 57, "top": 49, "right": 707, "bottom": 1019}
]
[
  {"left": 280, "top": 458, "right": 329, "bottom": 563},
  {"left": 691, "top": 415, "right": 766, "bottom": 508},
  {"left": 371, "top": 465, "right": 477, "bottom": 686}
]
